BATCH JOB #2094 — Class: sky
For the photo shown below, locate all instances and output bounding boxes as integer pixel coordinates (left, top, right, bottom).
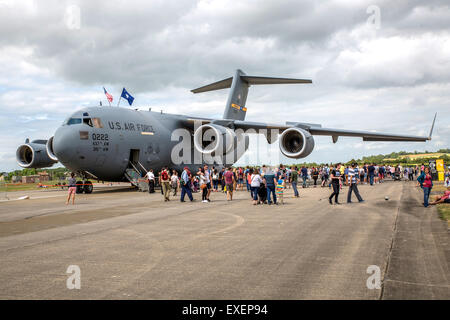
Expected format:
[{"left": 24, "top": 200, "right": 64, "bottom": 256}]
[{"left": 0, "top": 0, "right": 449, "bottom": 171}]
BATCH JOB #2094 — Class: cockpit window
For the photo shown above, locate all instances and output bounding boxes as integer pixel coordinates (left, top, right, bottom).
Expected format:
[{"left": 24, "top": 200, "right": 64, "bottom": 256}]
[
  {"left": 82, "top": 117, "right": 103, "bottom": 128},
  {"left": 92, "top": 118, "right": 103, "bottom": 128},
  {"left": 83, "top": 118, "right": 93, "bottom": 127},
  {"left": 67, "top": 118, "right": 82, "bottom": 125}
]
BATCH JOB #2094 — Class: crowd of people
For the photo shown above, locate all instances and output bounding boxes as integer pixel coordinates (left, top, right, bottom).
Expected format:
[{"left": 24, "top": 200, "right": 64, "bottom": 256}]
[{"left": 141, "top": 163, "right": 448, "bottom": 208}]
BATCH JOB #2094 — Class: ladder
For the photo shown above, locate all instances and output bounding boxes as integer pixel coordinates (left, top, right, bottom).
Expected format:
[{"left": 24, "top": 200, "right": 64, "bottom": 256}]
[{"left": 124, "top": 161, "right": 149, "bottom": 192}]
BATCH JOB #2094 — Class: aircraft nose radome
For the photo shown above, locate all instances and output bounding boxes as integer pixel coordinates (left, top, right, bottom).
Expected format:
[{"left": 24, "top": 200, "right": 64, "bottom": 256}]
[{"left": 52, "top": 126, "right": 76, "bottom": 163}]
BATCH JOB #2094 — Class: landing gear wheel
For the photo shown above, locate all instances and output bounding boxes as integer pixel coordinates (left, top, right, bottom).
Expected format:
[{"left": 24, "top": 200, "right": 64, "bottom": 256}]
[
  {"left": 84, "top": 181, "right": 93, "bottom": 194},
  {"left": 76, "top": 181, "right": 84, "bottom": 194}
]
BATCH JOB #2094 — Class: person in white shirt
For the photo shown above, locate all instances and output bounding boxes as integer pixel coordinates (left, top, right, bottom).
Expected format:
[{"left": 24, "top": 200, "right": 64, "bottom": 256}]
[
  {"left": 250, "top": 169, "right": 263, "bottom": 205},
  {"left": 347, "top": 163, "right": 364, "bottom": 203},
  {"left": 146, "top": 169, "right": 155, "bottom": 193},
  {"left": 203, "top": 164, "right": 212, "bottom": 202},
  {"left": 171, "top": 170, "right": 179, "bottom": 196}
]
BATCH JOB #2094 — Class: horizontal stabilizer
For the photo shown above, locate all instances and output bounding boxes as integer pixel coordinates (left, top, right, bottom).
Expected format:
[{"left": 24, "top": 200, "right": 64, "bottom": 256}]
[
  {"left": 241, "top": 76, "right": 311, "bottom": 85},
  {"left": 191, "top": 77, "right": 232, "bottom": 94},
  {"left": 191, "top": 69, "right": 312, "bottom": 121},
  {"left": 191, "top": 73, "right": 312, "bottom": 94}
]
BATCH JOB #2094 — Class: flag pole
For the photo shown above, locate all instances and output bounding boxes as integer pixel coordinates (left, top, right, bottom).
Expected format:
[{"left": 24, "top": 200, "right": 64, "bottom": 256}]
[{"left": 117, "top": 88, "right": 123, "bottom": 107}]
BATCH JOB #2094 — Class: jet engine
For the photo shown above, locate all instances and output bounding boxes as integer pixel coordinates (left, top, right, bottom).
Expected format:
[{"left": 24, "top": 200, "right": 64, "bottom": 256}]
[
  {"left": 193, "top": 124, "right": 236, "bottom": 156},
  {"left": 16, "top": 139, "right": 58, "bottom": 168},
  {"left": 279, "top": 127, "right": 315, "bottom": 159},
  {"left": 46, "top": 136, "right": 58, "bottom": 161}
]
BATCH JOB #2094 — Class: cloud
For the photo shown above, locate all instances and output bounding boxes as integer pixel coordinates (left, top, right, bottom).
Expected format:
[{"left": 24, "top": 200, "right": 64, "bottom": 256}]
[{"left": 0, "top": 0, "right": 449, "bottom": 171}]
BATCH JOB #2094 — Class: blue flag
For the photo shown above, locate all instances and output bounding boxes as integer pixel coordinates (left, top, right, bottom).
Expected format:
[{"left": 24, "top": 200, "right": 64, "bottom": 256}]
[{"left": 121, "top": 88, "right": 134, "bottom": 106}]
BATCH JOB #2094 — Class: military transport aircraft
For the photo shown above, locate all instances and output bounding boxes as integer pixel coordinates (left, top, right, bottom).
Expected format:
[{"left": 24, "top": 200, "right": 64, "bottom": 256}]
[{"left": 16, "top": 69, "right": 436, "bottom": 193}]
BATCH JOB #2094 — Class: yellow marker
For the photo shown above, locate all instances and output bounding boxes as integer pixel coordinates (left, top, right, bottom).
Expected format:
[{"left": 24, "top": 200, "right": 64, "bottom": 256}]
[
  {"left": 231, "top": 103, "right": 246, "bottom": 112},
  {"left": 141, "top": 132, "right": 154, "bottom": 135},
  {"left": 436, "top": 159, "right": 444, "bottom": 181}
]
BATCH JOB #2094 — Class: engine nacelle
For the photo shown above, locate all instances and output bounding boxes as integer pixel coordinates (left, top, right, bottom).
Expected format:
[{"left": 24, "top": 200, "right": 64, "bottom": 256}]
[
  {"left": 46, "top": 136, "right": 58, "bottom": 161},
  {"left": 194, "top": 124, "right": 236, "bottom": 156},
  {"left": 16, "top": 139, "right": 58, "bottom": 168},
  {"left": 279, "top": 127, "right": 315, "bottom": 159}
]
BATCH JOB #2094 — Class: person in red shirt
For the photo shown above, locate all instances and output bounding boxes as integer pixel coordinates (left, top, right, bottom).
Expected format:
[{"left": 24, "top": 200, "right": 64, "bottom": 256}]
[
  {"left": 419, "top": 167, "right": 433, "bottom": 207},
  {"left": 223, "top": 167, "right": 235, "bottom": 201},
  {"left": 429, "top": 187, "right": 450, "bottom": 205}
]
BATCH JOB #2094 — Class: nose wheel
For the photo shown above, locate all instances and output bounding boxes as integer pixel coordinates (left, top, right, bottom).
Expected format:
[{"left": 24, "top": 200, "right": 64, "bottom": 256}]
[
  {"left": 76, "top": 181, "right": 84, "bottom": 194},
  {"left": 83, "top": 181, "right": 93, "bottom": 194},
  {"left": 75, "top": 180, "right": 93, "bottom": 194}
]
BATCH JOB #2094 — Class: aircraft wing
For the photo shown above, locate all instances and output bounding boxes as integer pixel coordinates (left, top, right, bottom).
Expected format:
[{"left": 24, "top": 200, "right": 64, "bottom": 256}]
[
  {"left": 180, "top": 113, "right": 436, "bottom": 142},
  {"left": 307, "top": 126, "right": 430, "bottom": 142},
  {"left": 231, "top": 112, "right": 436, "bottom": 143}
]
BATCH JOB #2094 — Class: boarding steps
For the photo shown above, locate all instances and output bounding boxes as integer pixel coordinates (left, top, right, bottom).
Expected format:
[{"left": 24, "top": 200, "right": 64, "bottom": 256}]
[{"left": 124, "top": 161, "right": 149, "bottom": 192}]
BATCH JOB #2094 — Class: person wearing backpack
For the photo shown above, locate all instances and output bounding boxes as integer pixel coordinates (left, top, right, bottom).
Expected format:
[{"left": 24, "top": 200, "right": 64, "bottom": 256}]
[
  {"left": 219, "top": 167, "right": 225, "bottom": 192},
  {"left": 212, "top": 169, "right": 219, "bottom": 192},
  {"left": 237, "top": 167, "right": 244, "bottom": 191},
  {"left": 160, "top": 167, "right": 171, "bottom": 201}
]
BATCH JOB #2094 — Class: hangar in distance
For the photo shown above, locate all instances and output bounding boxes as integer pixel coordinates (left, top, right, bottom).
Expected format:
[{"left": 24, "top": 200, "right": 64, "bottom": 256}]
[{"left": 16, "top": 69, "right": 436, "bottom": 193}]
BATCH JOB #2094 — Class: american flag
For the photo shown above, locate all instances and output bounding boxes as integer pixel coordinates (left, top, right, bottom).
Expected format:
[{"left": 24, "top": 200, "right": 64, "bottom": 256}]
[{"left": 103, "top": 87, "right": 113, "bottom": 103}]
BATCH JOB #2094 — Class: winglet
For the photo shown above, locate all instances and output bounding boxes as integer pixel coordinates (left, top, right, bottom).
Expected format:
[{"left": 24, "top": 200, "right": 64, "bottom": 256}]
[{"left": 428, "top": 113, "right": 437, "bottom": 140}]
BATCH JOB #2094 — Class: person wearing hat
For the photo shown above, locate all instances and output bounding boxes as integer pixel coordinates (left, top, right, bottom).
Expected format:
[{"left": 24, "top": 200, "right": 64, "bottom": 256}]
[{"left": 180, "top": 167, "right": 194, "bottom": 202}]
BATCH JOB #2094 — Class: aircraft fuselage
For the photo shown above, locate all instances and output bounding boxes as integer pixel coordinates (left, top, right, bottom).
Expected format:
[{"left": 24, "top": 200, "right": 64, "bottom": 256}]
[{"left": 52, "top": 107, "right": 201, "bottom": 181}]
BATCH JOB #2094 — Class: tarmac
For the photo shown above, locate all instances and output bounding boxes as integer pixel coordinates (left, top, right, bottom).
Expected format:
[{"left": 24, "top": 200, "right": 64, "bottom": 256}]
[{"left": 0, "top": 181, "right": 448, "bottom": 299}]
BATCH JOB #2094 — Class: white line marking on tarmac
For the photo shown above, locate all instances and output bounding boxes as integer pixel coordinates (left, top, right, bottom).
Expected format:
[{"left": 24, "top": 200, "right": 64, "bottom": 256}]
[{"left": 195, "top": 212, "right": 245, "bottom": 239}]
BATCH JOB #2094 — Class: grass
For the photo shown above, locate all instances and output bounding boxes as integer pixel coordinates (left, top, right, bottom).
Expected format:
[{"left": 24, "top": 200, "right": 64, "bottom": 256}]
[
  {"left": 431, "top": 184, "right": 450, "bottom": 227},
  {"left": 0, "top": 180, "right": 65, "bottom": 192},
  {"left": 432, "top": 184, "right": 449, "bottom": 193},
  {"left": 437, "top": 204, "right": 450, "bottom": 228}
]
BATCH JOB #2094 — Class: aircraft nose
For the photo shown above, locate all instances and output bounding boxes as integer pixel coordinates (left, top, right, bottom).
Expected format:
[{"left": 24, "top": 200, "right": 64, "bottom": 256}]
[{"left": 52, "top": 126, "right": 78, "bottom": 163}]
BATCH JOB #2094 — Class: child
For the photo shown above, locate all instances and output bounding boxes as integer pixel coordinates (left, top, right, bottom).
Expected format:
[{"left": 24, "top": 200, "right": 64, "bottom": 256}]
[
  {"left": 276, "top": 177, "right": 286, "bottom": 204},
  {"left": 258, "top": 182, "right": 267, "bottom": 204}
]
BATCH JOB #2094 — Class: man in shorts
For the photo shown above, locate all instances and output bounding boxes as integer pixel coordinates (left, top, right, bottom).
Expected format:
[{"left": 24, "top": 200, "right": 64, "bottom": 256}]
[{"left": 223, "top": 167, "right": 235, "bottom": 201}]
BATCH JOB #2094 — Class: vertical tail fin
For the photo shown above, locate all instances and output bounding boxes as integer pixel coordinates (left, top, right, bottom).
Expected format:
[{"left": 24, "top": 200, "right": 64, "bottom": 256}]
[
  {"left": 224, "top": 69, "right": 249, "bottom": 121},
  {"left": 191, "top": 69, "right": 312, "bottom": 121}
]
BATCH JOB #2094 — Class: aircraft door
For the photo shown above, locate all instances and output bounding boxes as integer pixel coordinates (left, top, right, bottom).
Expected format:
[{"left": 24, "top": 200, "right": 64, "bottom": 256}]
[{"left": 129, "top": 149, "right": 140, "bottom": 166}]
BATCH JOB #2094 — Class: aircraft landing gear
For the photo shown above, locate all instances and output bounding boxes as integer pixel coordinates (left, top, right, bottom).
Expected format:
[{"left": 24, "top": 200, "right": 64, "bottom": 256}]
[
  {"left": 75, "top": 177, "right": 93, "bottom": 194},
  {"left": 83, "top": 181, "right": 93, "bottom": 194},
  {"left": 76, "top": 181, "right": 84, "bottom": 194}
]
